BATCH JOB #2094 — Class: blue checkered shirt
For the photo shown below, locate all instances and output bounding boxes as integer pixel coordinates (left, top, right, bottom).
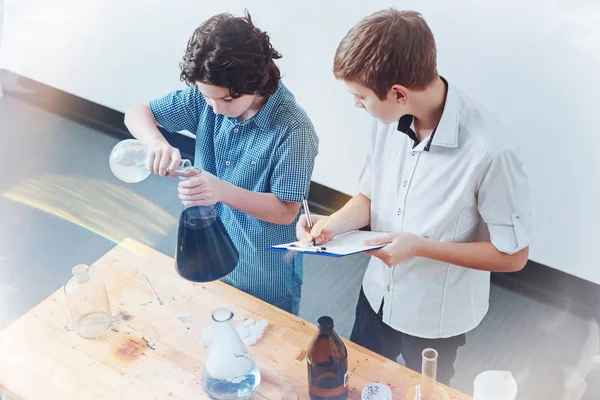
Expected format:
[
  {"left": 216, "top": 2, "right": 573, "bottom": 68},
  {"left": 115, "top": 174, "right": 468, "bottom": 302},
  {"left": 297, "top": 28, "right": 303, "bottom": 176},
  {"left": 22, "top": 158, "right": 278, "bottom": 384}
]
[{"left": 149, "top": 83, "right": 318, "bottom": 302}]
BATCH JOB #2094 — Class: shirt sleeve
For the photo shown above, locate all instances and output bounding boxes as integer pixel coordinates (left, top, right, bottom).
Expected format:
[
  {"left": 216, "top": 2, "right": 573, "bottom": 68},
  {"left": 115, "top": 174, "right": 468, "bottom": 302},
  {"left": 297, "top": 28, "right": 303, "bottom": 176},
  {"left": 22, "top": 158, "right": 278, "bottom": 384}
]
[
  {"left": 477, "top": 149, "right": 531, "bottom": 254},
  {"left": 359, "top": 119, "right": 378, "bottom": 199},
  {"left": 270, "top": 122, "right": 319, "bottom": 203},
  {"left": 148, "top": 85, "right": 204, "bottom": 133}
]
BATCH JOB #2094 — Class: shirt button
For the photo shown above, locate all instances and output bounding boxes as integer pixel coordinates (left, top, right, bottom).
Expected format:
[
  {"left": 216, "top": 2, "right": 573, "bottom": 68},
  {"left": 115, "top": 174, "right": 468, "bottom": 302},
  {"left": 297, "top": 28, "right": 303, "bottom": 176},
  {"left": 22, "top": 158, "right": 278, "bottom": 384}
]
[
  {"left": 225, "top": 161, "right": 231, "bottom": 166},
  {"left": 397, "top": 208, "right": 402, "bottom": 216},
  {"left": 403, "top": 180, "right": 408, "bottom": 187},
  {"left": 233, "top": 128, "right": 239, "bottom": 133},
  {"left": 251, "top": 161, "right": 257, "bottom": 165},
  {"left": 412, "top": 152, "right": 416, "bottom": 156}
]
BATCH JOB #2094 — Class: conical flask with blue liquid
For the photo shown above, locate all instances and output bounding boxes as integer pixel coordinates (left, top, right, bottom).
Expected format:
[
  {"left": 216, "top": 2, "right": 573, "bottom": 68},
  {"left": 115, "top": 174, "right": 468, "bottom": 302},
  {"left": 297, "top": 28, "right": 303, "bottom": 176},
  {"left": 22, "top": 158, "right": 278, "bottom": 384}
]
[
  {"left": 176, "top": 166, "right": 239, "bottom": 282},
  {"left": 109, "top": 139, "right": 239, "bottom": 282}
]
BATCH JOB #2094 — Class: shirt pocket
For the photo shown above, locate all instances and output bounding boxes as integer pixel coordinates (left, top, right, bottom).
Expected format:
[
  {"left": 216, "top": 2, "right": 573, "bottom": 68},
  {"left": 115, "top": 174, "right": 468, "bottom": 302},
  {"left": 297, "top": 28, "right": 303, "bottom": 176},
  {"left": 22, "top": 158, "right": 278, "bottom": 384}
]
[{"left": 236, "top": 157, "right": 271, "bottom": 191}]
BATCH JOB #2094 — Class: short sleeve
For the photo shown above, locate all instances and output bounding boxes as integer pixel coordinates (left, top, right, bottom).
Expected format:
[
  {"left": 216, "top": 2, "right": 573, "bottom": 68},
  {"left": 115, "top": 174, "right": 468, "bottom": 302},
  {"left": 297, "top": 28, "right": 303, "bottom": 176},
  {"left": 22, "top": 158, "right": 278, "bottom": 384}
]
[
  {"left": 477, "top": 149, "right": 531, "bottom": 254},
  {"left": 148, "top": 85, "right": 204, "bottom": 133},
  {"left": 359, "top": 119, "right": 378, "bottom": 199},
  {"left": 270, "top": 123, "right": 319, "bottom": 203}
]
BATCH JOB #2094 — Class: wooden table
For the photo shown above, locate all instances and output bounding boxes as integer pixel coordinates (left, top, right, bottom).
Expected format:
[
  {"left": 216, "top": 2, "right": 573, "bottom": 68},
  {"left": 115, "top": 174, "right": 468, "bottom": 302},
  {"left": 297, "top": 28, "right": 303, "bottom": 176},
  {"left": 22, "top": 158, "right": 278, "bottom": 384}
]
[{"left": 0, "top": 239, "right": 471, "bottom": 399}]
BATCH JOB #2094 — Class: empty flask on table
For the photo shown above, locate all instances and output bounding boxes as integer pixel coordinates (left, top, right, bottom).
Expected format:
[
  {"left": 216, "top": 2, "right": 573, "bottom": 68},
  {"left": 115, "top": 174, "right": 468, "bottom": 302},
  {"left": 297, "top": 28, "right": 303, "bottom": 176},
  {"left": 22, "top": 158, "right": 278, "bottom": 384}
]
[{"left": 64, "top": 264, "right": 112, "bottom": 339}]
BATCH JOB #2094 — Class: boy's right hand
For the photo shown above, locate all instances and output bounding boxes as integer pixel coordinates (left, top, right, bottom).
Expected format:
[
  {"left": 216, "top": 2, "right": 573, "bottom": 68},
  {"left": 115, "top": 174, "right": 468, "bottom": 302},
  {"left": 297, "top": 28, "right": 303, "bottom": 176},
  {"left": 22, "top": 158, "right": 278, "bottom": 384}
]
[
  {"left": 296, "top": 214, "right": 336, "bottom": 245},
  {"left": 146, "top": 139, "right": 181, "bottom": 177}
]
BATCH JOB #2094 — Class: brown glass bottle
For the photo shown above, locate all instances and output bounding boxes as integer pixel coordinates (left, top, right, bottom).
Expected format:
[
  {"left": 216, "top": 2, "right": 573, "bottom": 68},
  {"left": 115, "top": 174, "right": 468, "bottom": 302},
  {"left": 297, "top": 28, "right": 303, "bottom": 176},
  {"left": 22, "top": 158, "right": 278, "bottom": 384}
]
[{"left": 307, "top": 316, "right": 349, "bottom": 400}]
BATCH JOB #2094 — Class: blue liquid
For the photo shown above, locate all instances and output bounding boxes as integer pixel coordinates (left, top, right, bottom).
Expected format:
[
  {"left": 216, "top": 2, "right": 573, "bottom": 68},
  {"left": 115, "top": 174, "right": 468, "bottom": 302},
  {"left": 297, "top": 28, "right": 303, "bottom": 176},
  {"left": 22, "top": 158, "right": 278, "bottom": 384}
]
[
  {"left": 202, "top": 365, "right": 261, "bottom": 400},
  {"left": 175, "top": 206, "right": 239, "bottom": 282}
]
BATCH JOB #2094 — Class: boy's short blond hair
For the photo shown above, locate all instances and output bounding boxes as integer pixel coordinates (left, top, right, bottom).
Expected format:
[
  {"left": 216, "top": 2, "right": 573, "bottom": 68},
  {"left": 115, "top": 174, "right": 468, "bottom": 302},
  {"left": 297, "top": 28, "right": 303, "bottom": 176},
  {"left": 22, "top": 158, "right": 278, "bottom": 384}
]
[{"left": 334, "top": 9, "right": 438, "bottom": 99}]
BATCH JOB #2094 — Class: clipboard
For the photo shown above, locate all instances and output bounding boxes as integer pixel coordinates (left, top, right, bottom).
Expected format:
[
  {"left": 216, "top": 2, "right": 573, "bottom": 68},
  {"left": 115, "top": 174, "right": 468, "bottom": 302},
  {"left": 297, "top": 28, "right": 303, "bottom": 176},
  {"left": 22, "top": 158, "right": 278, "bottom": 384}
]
[{"left": 268, "top": 230, "right": 387, "bottom": 258}]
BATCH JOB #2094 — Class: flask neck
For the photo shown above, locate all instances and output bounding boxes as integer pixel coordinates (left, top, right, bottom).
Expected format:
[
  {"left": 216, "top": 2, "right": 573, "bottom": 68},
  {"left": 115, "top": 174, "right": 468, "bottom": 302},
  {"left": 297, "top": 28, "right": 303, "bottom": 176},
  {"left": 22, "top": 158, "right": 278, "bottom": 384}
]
[
  {"left": 178, "top": 165, "right": 200, "bottom": 181},
  {"left": 211, "top": 308, "right": 242, "bottom": 345},
  {"left": 72, "top": 264, "right": 90, "bottom": 284},
  {"left": 212, "top": 308, "right": 234, "bottom": 324},
  {"left": 174, "top": 159, "right": 193, "bottom": 176}
]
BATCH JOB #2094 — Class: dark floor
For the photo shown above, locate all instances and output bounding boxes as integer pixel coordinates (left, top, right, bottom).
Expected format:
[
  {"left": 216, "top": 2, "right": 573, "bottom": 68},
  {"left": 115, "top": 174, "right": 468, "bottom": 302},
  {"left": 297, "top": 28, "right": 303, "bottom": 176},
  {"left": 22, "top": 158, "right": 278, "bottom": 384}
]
[{"left": 1, "top": 93, "right": 598, "bottom": 399}]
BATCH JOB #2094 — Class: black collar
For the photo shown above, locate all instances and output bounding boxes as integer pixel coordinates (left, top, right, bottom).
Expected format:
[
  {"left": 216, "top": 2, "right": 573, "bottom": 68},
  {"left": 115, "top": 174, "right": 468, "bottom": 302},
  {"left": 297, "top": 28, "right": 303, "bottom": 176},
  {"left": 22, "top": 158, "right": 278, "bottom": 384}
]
[
  {"left": 397, "top": 114, "right": 437, "bottom": 151},
  {"left": 396, "top": 77, "right": 448, "bottom": 152}
]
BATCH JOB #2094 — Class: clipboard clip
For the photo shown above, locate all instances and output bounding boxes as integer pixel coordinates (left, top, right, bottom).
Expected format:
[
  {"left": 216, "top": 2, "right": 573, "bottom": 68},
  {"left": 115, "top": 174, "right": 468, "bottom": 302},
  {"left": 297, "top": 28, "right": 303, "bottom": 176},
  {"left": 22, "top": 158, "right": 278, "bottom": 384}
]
[{"left": 289, "top": 243, "right": 327, "bottom": 253}]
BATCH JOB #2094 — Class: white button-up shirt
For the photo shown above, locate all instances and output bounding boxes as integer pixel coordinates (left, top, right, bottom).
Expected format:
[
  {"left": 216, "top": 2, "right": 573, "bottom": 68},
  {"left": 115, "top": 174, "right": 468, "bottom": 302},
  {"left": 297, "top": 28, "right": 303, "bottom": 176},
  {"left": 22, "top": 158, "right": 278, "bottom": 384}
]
[{"left": 360, "top": 80, "right": 531, "bottom": 339}]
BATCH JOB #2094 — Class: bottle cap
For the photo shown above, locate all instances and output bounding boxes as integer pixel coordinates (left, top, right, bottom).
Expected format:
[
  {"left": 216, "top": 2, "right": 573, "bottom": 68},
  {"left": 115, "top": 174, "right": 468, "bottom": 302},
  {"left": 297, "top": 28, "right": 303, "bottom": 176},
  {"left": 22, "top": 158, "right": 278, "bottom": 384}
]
[
  {"left": 361, "top": 383, "right": 392, "bottom": 400},
  {"left": 317, "top": 316, "right": 334, "bottom": 330}
]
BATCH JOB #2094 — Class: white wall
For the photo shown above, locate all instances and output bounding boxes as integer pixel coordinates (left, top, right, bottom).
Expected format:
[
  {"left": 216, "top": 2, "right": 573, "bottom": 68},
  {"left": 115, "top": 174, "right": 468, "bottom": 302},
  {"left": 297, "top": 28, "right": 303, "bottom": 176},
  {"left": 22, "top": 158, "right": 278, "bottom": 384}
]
[{"left": 2, "top": 0, "right": 600, "bottom": 284}]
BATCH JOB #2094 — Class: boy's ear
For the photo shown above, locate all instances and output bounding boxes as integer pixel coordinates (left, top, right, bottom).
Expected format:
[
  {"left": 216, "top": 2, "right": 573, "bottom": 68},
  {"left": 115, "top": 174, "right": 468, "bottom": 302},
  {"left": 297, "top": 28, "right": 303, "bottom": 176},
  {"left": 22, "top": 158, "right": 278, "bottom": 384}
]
[{"left": 390, "top": 84, "right": 409, "bottom": 104}]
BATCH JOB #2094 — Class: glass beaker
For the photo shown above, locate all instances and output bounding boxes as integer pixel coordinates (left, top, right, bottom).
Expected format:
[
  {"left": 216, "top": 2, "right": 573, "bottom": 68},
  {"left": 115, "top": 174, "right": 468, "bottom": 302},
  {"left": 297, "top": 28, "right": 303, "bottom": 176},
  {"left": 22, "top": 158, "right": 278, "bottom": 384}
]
[
  {"left": 406, "top": 348, "right": 450, "bottom": 400},
  {"left": 109, "top": 139, "right": 192, "bottom": 183},
  {"left": 202, "top": 308, "right": 261, "bottom": 399},
  {"left": 64, "top": 264, "right": 112, "bottom": 339},
  {"left": 175, "top": 167, "right": 239, "bottom": 282}
]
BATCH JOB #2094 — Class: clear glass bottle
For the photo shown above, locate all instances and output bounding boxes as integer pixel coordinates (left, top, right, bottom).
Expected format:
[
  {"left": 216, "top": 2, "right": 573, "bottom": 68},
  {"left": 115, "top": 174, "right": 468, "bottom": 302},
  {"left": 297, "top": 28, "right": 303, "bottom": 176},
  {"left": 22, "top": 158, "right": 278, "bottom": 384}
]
[
  {"left": 202, "top": 308, "right": 261, "bottom": 399},
  {"left": 307, "top": 316, "right": 349, "bottom": 400},
  {"left": 64, "top": 264, "right": 112, "bottom": 339},
  {"left": 406, "top": 348, "right": 450, "bottom": 400},
  {"left": 175, "top": 167, "right": 239, "bottom": 282},
  {"left": 109, "top": 139, "right": 192, "bottom": 183}
]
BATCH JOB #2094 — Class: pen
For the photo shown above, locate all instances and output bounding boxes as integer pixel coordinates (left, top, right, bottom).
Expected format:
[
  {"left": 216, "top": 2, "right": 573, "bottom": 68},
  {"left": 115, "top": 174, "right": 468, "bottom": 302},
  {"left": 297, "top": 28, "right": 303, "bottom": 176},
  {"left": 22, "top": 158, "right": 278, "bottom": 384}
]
[{"left": 301, "top": 196, "right": 317, "bottom": 246}]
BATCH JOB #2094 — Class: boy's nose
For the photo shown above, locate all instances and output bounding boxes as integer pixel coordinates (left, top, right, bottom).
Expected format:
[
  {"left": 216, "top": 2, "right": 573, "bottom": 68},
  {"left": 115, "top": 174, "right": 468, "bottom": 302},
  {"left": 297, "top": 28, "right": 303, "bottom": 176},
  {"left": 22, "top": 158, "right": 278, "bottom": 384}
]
[{"left": 212, "top": 104, "right": 223, "bottom": 115}]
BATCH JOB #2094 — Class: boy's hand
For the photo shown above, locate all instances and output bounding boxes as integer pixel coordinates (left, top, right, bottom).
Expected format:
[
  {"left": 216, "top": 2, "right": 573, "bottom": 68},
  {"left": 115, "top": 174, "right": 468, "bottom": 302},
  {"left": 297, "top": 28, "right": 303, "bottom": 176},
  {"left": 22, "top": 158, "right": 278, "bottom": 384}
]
[
  {"left": 296, "top": 214, "right": 337, "bottom": 245},
  {"left": 365, "top": 232, "right": 426, "bottom": 267},
  {"left": 178, "top": 170, "right": 232, "bottom": 207},
  {"left": 147, "top": 139, "right": 181, "bottom": 177}
]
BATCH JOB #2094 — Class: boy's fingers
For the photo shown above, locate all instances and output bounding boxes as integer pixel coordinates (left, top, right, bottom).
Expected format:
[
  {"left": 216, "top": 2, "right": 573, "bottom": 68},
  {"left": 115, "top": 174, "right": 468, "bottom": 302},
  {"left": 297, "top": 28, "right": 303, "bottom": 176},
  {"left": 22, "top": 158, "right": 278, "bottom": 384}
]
[
  {"left": 168, "top": 157, "right": 180, "bottom": 177},
  {"left": 159, "top": 155, "right": 170, "bottom": 177},
  {"left": 297, "top": 214, "right": 307, "bottom": 226},
  {"left": 298, "top": 233, "right": 314, "bottom": 244},
  {"left": 146, "top": 154, "right": 156, "bottom": 174},
  {"left": 364, "top": 234, "right": 393, "bottom": 246},
  {"left": 153, "top": 152, "right": 163, "bottom": 175},
  {"left": 310, "top": 221, "right": 325, "bottom": 238},
  {"left": 296, "top": 215, "right": 308, "bottom": 231},
  {"left": 296, "top": 216, "right": 315, "bottom": 243},
  {"left": 313, "top": 235, "right": 326, "bottom": 245},
  {"left": 178, "top": 176, "right": 203, "bottom": 189}
]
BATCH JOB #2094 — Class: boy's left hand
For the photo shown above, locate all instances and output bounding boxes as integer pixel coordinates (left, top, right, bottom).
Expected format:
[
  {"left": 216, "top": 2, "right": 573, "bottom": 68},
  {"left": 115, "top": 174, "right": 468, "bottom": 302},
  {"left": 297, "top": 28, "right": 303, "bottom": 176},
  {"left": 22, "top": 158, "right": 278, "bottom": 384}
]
[
  {"left": 177, "top": 170, "right": 232, "bottom": 207},
  {"left": 364, "top": 232, "right": 426, "bottom": 267}
]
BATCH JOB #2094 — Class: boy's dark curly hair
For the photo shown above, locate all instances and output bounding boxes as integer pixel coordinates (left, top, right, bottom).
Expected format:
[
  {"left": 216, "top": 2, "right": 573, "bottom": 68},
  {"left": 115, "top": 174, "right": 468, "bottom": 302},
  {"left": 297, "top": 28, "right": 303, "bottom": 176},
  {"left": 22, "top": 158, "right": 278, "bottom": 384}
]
[{"left": 179, "top": 10, "right": 282, "bottom": 98}]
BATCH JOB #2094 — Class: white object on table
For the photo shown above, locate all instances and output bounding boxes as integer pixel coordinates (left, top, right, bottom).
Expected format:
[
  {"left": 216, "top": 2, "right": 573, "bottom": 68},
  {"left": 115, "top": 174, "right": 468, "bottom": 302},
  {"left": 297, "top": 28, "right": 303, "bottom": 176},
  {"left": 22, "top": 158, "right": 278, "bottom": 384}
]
[
  {"left": 473, "top": 370, "right": 518, "bottom": 400},
  {"left": 361, "top": 383, "right": 392, "bottom": 400}
]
